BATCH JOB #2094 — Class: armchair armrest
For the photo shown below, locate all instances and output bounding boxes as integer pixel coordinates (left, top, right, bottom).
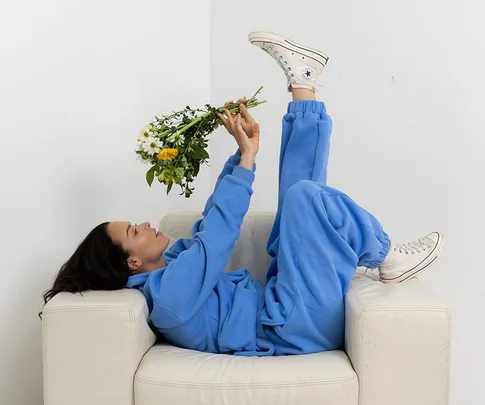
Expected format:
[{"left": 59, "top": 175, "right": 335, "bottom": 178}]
[
  {"left": 345, "top": 273, "right": 451, "bottom": 405},
  {"left": 42, "top": 289, "right": 156, "bottom": 405}
]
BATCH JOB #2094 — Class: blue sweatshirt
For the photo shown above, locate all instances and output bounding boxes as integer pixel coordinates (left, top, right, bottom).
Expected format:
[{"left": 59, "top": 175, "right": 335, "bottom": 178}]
[{"left": 126, "top": 151, "right": 275, "bottom": 356}]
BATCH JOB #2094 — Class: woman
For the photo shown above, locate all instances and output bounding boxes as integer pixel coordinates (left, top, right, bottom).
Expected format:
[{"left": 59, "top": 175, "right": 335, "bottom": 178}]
[{"left": 43, "top": 32, "right": 443, "bottom": 356}]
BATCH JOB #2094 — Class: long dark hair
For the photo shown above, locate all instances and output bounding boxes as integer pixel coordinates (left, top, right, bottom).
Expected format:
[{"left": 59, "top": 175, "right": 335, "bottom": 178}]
[{"left": 41, "top": 222, "right": 131, "bottom": 314}]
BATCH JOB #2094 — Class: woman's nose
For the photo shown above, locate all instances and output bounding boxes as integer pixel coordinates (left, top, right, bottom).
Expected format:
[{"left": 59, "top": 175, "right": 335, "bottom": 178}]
[{"left": 142, "top": 222, "right": 151, "bottom": 230}]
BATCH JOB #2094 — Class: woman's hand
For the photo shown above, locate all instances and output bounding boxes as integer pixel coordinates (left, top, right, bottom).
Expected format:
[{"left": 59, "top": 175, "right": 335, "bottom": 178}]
[
  {"left": 217, "top": 97, "right": 257, "bottom": 139},
  {"left": 217, "top": 102, "right": 260, "bottom": 157}
]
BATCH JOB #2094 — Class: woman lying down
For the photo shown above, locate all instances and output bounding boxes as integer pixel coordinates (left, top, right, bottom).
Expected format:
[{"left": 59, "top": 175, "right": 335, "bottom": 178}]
[{"left": 42, "top": 31, "right": 443, "bottom": 356}]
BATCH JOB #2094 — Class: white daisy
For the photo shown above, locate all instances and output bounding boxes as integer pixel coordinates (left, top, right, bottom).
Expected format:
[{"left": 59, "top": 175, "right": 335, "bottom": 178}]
[
  {"left": 140, "top": 124, "right": 154, "bottom": 135},
  {"left": 173, "top": 133, "right": 185, "bottom": 146},
  {"left": 165, "top": 134, "right": 176, "bottom": 143},
  {"left": 142, "top": 137, "right": 163, "bottom": 155},
  {"left": 139, "top": 125, "right": 155, "bottom": 142},
  {"left": 136, "top": 153, "right": 151, "bottom": 165}
]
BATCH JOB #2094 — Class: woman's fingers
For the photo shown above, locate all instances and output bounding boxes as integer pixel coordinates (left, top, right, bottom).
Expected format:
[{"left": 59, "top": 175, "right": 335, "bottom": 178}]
[
  {"left": 224, "top": 97, "right": 246, "bottom": 108},
  {"left": 217, "top": 112, "right": 232, "bottom": 134},
  {"left": 253, "top": 123, "right": 260, "bottom": 138},
  {"left": 224, "top": 108, "right": 235, "bottom": 127},
  {"left": 217, "top": 112, "right": 227, "bottom": 125},
  {"left": 235, "top": 114, "right": 246, "bottom": 136},
  {"left": 239, "top": 104, "right": 254, "bottom": 123}
]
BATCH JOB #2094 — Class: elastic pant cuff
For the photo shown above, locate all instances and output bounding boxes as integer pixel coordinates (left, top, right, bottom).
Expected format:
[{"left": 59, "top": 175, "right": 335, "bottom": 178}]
[
  {"left": 287, "top": 100, "right": 326, "bottom": 114},
  {"left": 364, "top": 232, "right": 391, "bottom": 269}
]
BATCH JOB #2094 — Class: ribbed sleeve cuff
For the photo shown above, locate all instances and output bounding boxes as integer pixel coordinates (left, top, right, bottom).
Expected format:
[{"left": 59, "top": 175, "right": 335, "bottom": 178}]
[{"left": 232, "top": 165, "right": 255, "bottom": 185}]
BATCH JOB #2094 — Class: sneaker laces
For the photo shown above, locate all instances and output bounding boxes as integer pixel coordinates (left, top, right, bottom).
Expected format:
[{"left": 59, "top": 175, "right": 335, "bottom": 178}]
[
  {"left": 364, "top": 236, "right": 434, "bottom": 275},
  {"left": 394, "top": 237, "right": 434, "bottom": 255},
  {"left": 261, "top": 43, "right": 295, "bottom": 81},
  {"left": 261, "top": 42, "right": 324, "bottom": 96}
]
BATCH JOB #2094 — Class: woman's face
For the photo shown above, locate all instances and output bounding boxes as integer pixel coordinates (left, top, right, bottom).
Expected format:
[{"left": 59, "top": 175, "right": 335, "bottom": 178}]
[{"left": 107, "top": 221, "right": 170, "bottom": 273}]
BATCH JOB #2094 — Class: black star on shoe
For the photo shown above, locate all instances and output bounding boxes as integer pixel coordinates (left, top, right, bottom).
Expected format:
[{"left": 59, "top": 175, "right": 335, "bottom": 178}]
[{"left": 305, "top": 70, "right": 312, "bottom": 78}]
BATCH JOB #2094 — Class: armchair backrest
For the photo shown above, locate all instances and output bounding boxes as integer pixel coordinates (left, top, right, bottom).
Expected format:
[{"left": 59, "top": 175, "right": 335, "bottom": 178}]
[{"left": 159, "top": 211, "right": 275, "bottom": 285}]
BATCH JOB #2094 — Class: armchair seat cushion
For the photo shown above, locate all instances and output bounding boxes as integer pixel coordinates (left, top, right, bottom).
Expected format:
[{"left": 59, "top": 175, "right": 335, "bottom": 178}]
[{"left": 134, "top": 344, "right": 358, "bottom": 405}]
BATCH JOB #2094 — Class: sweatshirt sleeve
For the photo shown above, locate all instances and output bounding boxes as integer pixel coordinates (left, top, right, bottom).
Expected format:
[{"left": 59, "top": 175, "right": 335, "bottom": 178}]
[
  {"left": 201, "top": 149, "right": 256, "bottom": 218},
  {"left": 145, "top": 165, "right": 255, "bottom": 329}
]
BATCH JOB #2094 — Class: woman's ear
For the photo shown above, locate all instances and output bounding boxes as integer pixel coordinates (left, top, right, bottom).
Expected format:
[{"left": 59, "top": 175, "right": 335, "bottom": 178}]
[{"left": 127, "top": 256, "right": 142, "bottom": 273}]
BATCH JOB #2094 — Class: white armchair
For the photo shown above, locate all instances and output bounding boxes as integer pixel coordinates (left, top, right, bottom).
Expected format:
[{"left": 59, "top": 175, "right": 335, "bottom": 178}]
[{"left": 42, "top": 212, "right": 450, "bottom": 405}]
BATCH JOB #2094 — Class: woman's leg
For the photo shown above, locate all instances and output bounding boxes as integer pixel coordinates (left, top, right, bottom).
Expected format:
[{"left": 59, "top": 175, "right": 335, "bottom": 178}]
[
  {"left": 262, "top": 180, "right": 390, "bottom": 355},
  {"left": 250, "top": 32, "right": 443, "bottom": 355},
  {"left": 249, "top": 31, "right": 332, "bottom": 274},
  {"left": 266, "top": 92, "right": 332, "bottom": 277}
]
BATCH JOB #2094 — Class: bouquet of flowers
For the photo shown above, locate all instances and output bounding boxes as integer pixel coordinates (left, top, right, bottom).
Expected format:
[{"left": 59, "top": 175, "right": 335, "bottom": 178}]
[{"left": 136, "top": 87, "right": 265, "bottom": 198}]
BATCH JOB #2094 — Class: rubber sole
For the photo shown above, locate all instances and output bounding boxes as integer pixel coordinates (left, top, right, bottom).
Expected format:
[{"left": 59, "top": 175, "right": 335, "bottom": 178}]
[{"left": 248, "top": 31, "right": 329, "bottom": 68}]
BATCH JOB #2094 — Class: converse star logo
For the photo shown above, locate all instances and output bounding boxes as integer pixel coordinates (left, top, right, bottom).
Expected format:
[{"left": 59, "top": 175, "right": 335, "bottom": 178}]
[{"left": 302, "top": 68, "right": 314, "bottom": 80}]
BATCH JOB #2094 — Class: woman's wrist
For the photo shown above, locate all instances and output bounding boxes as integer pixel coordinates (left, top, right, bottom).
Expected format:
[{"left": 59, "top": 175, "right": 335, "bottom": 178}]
[{"left": 239, "top": 152, "right": 257, "bottom": 170}]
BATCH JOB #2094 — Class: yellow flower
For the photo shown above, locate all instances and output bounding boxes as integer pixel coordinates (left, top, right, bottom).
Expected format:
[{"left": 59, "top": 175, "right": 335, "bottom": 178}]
[{"left": 157, "top": 148, "right": 179, "bottom": 161}]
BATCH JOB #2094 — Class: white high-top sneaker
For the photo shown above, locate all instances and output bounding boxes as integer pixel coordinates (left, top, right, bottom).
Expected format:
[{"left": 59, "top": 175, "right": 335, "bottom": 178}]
[
  {"left": 248, "top": 31, "right": 329, "bottom": 92},
  {"left": 378, "top": 232, "right": 444, "bottom": 283}
]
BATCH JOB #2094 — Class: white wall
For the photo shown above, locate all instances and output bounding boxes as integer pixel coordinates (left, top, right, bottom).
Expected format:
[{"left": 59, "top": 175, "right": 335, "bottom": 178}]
[
  {"left": 210, "top": 0, "right": 484, "bottom": 403},
  {"left": 0, "top": 1, "right": 210, "bottom": 404},
  {"left": 1, "top": 0, "right": 483, "bottom": 403}
]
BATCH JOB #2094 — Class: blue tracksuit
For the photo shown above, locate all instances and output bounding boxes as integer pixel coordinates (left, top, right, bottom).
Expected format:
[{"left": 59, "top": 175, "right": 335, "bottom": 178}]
[{"left": 126, "top": 100, "right": 390, "bottom": 356}]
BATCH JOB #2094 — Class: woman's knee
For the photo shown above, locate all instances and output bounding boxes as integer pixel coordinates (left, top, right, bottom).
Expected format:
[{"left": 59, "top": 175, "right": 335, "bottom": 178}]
[
  {"left": 286, "top": 180, "right": 336, "bottom": 200},
  {"left": 283, "top": 181, "right": 321, "bottom": 209},
  {"left": 288, "top": 179, "right": 319, "bottom": 194},
  {"left": 284, "top": 181, "right": 346, "bottom": 217}
]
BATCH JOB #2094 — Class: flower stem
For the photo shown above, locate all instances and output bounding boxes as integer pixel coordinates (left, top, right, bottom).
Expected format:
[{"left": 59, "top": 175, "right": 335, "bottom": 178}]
[
  {"left": 176, "top": 111, "right": 211, "bottom": 136},
  {"left": 159, "top": 86, "right": 266, "bottom": 138}
]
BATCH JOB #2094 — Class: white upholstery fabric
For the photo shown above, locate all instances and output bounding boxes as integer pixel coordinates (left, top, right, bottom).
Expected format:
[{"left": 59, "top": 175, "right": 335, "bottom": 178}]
[
  {"left": 42, "top": 289, "right": 156, "bottom": 405},
  {"left": 345, "top": 272, "right": 451, "bottom": 405},
  {"left": 135, "top": 345, "right": 358, "bottom": 405},
  {"left": 42, "top": 211, "right": 451, "bottom": 405}
]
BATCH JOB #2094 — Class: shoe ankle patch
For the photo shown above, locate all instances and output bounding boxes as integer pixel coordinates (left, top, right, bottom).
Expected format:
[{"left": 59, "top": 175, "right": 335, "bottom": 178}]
[{"left": 302, "top": 67, "right": 314, "bottom": 81}]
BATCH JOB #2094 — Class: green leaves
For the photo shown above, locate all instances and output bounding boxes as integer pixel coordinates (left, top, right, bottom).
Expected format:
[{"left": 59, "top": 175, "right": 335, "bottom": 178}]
[
  {"left": 191, "top": 145, "right": 210, "bottom": 160},
  {"left": 146, "top": 165, "right": 158, "bottom": 187},
  {"left": 157, "top": 168, "right": 172, "bottom": 183}
]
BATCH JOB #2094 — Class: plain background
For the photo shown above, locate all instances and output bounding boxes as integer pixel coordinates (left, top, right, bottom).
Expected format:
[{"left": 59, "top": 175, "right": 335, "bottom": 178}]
[
  {"left": 0, "top": 1, "right": 211, "bottom": 404},
  {"left": 211, "top": 1, "right": 484, "bottom": 403},
  {"left": 1, "top": 0, "right": 484, "bottom": 404}
]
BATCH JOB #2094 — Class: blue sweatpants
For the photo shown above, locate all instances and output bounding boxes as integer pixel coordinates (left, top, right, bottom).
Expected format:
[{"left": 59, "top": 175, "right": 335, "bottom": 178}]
[{"left": 260, "top": 100, "right": 391, "bottom": 355}]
